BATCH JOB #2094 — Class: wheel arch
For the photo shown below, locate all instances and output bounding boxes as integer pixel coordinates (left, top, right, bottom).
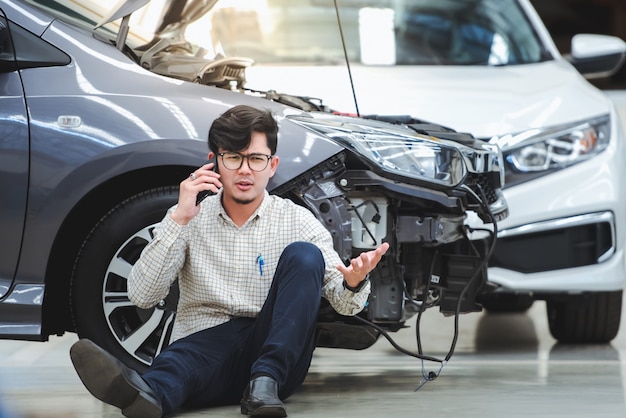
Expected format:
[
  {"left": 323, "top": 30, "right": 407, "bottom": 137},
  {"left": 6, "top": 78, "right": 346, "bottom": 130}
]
[{"left": 41, "top": 163, "right": 193, "bottom": 338}]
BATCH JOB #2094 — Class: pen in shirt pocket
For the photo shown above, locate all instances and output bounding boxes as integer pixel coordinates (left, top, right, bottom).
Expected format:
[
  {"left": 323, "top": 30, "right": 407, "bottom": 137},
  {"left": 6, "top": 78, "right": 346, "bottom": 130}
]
[{"left": 256, "top": 254, "right": 264, "bottom": 277}]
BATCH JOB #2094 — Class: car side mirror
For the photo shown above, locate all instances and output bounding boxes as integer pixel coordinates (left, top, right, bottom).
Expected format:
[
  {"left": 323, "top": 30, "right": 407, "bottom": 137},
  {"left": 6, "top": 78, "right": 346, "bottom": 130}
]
[{"left": 567, "top": 34, "right": 626, "bottom": 79}]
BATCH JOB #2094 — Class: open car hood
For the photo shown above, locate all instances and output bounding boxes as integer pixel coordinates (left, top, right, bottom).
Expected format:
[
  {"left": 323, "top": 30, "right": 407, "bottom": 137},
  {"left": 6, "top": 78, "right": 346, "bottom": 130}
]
[
  {"left": 98, "top": 0, "right": 218, "bottom": 34},
  {"left": 95, "top": 0, "right": 250, "bottom": 87},
  {"left": 97, "top": 0, "right": 148, "bottom": 28}
]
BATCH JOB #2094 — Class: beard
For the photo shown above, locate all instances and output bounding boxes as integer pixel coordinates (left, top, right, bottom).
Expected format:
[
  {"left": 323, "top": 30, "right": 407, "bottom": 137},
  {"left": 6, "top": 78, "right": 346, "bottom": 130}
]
[{"left": 233, "top": 197, "right": 255, "bottom": 205}]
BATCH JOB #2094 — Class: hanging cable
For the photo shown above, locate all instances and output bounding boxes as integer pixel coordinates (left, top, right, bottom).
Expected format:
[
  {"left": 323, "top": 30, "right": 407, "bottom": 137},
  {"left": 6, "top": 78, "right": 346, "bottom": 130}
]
[
  {"left": 347, "top": 198, "right": 382, "bottom": 246},
  {"left": 352, "top": 184, "right": 499, "bottom": 390}
]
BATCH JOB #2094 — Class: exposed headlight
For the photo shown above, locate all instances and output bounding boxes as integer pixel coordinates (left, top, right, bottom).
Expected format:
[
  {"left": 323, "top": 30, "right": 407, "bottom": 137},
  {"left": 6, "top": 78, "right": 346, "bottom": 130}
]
[
  {"left": 289, "top": 115, "right": 467, "bottom": 186},
  {"left": 343, "top": 135, "right": 468, "bottom": 186},
  {"left": 492, "top": 115, "right": 610, "bottom": 187}
]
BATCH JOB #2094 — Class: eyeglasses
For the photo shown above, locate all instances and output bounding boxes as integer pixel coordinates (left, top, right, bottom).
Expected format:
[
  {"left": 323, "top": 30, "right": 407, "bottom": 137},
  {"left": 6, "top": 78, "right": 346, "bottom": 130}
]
[{"left": 218, "top": 152, "right": 273, "bottom": 172}]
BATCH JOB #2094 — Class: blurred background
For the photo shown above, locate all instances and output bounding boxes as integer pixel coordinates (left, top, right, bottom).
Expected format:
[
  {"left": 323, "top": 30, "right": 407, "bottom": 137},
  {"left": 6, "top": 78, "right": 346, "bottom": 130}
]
[{"left": 530, "top": 0, "right": 626, "bottom": 89}]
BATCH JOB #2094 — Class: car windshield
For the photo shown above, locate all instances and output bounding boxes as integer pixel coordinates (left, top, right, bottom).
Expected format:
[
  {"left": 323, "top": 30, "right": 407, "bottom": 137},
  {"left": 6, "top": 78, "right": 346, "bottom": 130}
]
[
  {"left": 205, "top": 0, "right": 551, "bottom": 66},
  {"left": 25, "top": 0, "right": 549, "bottom": 67}
]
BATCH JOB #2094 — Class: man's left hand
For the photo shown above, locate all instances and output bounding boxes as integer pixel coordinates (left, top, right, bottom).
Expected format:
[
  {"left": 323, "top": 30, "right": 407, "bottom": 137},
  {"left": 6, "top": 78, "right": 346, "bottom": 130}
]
[{"left": 337, "top": 242, "right": 390, "bottom": 288}]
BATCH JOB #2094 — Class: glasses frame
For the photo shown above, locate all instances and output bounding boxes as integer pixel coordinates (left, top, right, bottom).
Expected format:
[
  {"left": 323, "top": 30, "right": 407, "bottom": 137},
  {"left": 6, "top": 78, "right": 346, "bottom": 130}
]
[{"left": 218, "top": 152, "right": 273, "bottom": 172}]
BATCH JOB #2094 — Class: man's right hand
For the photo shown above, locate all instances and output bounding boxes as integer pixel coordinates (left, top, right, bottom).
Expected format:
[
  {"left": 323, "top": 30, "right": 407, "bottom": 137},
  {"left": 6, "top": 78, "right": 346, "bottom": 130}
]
[{"left": 170, "top": 161, "right": 221, "bottom": 225}]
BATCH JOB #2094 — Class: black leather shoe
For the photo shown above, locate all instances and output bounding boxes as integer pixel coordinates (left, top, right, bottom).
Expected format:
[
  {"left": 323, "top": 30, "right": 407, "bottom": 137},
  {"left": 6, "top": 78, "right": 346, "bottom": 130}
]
[
  {"left": 70, "top": 339, "right": 162, "bottom": 418},
  {"left": 240, "top": 376, "right": 287, "bottom": 417}
]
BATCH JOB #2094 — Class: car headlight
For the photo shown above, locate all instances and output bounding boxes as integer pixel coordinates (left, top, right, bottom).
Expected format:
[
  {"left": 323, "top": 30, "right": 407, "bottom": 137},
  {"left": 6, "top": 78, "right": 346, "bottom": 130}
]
[
  {"left": 493, "top": 115, "right": 611, "bottom": 187},
  {"left": 289, "top": 114, "right": 468, "bottom": 187}
]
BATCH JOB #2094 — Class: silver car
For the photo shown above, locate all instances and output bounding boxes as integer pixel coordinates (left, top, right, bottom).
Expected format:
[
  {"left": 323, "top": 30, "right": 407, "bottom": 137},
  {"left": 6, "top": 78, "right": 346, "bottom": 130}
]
[{"left": 0, "top": 0, "right": 509, "bottom": 370}]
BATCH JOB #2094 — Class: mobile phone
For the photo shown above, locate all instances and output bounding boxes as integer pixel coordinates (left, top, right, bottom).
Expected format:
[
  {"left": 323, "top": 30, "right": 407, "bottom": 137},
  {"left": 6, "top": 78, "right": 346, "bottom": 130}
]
[
  {"left": 195, "top": 157, "right": 217, "bottom": 205},
  {"left": 195, "top": 190, "right": 213, "bottom": 206}
]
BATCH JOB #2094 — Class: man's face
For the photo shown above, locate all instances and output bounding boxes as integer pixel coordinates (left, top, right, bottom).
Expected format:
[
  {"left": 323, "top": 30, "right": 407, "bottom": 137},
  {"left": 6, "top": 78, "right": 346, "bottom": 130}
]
[{"left": 216, "top": 131, "right": 278, "bottom": 209}]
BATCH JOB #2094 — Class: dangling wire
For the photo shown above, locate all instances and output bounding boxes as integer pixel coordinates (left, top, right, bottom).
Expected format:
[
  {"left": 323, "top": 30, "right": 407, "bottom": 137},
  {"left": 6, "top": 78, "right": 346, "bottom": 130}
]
[
  {"left": 353, "top": 183, "right": 499, "bottom": 390},
  {"left": 347, "top": 199, "right": 382, "bottom": 245}
]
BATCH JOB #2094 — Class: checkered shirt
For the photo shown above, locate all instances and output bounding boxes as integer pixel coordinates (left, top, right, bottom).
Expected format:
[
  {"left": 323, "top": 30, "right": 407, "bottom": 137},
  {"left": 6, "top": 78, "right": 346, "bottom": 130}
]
[{"left": 127, "top": 190, "right": 370, "bottom": 342}]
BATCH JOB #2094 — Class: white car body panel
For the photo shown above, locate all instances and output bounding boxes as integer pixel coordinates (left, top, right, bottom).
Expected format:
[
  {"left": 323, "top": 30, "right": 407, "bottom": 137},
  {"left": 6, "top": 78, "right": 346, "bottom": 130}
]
[
  {"left": 246, "top": 61, "right": 610, "bottom": 138},
  {"left": 242, "top": 0, "right": 626, "bottom": 295}
]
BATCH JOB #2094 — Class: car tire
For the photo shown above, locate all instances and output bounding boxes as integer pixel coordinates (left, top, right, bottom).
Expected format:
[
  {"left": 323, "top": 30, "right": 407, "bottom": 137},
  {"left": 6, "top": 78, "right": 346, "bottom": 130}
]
[
  {"left": 547, "top": 290, "right": 622, "bottom": 343},
  {"left": 70, "top": 186, "right": 179, "bottom": 372}
]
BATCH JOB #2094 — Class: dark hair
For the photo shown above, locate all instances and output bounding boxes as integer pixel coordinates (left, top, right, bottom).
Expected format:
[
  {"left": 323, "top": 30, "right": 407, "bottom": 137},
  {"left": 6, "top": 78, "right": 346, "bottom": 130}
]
[{"left": 208, "top": 105, "right": 278, "bottom": 154}]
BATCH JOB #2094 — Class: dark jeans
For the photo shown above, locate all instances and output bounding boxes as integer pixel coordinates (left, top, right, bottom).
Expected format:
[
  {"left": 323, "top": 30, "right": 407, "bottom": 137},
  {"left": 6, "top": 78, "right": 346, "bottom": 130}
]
[{"left": 142, "top": 241, "right": 324, "bottom": 416}]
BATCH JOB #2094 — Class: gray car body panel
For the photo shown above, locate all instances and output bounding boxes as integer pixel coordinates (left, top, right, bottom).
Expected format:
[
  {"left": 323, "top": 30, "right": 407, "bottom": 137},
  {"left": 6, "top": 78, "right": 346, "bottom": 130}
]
[{"left": 0, "top": 0, "right": 344, "bottom": 338}]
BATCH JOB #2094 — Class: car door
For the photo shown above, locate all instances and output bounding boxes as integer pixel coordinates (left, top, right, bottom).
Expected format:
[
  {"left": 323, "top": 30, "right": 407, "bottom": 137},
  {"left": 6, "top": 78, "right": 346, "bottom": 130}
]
[{"left": 0, "top": 9, "right": 29, "bottom": 298}]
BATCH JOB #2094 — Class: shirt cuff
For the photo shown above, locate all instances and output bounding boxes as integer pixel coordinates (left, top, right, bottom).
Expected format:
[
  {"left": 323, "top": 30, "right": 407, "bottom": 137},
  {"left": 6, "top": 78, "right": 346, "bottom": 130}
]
[{"left": 343, "top": 274, "right": 370, "bottom": 293}]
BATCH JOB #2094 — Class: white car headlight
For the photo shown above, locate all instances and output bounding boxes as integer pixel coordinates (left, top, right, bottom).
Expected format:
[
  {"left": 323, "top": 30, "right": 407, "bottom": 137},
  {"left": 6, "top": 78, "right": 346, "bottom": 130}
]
[{"left": 493, "top": 115, "right": 610, "bottom": 186}]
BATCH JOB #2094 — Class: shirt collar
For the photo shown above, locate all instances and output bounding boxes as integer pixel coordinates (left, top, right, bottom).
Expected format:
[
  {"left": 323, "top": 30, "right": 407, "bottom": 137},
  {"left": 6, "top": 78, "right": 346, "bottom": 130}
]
[{"left": 216, "top": 189, "right": 270, "bottom": 227}]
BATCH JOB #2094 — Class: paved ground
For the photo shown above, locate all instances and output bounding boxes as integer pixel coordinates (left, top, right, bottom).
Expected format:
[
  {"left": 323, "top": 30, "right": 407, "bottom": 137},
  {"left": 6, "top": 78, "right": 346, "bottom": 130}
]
[{"left": 1, "top": 300, "right": 625, "bottom": 417}]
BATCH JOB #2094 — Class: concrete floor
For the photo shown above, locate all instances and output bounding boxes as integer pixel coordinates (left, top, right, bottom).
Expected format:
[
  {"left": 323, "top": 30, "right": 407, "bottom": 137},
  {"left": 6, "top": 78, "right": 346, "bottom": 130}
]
[{"left": 1, "top": 300, "right": 625, "bottom": 417}]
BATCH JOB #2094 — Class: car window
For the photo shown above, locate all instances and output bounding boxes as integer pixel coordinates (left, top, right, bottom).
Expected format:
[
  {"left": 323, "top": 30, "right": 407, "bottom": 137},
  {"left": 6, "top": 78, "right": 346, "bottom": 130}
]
[
  {"left": 0, "top": 12, "right": 16, "bottom": 65},
  {"left": 4, "top": 20, "right": 70, "bottom": 69}
]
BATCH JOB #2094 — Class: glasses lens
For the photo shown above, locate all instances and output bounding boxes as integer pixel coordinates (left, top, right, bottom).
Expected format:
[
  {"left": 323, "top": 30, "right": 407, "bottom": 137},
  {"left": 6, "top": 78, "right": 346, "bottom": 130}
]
[
  {"left": 222, "top": 152, "right": 243, "bottom": 170},
  {"left": 221, "top": 153, "right": 270, "bottom": 171},
  {"left": 248, "top": 154, "right": 269, "bottom": 171}
]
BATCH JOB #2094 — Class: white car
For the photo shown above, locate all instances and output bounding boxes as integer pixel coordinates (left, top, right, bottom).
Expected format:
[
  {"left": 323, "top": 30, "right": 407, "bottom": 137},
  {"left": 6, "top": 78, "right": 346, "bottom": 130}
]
[{"left": 213, "top": 0, "right": 626, "bottom": 342}]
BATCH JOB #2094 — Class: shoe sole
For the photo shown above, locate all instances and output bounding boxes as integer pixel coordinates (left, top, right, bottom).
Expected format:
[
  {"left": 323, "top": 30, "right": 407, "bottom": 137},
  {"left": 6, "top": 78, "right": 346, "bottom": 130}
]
[
  {"left": 70, "top": 339, "right": 161, "bottom": 418},
  {"left": 241, "top": 403, "right": 287, "bottom": 417},
  {"left": 122, "top": 391, "right": 162, "bottom": 418}
]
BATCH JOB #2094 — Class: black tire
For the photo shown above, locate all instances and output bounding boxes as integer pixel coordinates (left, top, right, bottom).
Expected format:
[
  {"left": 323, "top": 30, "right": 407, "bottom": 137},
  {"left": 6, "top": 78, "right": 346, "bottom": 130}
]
[
  {"left": 479, "top": 293, "right": 534, "bottom": 313},
  {"left": 71, "top": 186, "right": 180, "bottom": 372},
  {"left": 547, "top": 290, "right": 622, "bottom": 343}
]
